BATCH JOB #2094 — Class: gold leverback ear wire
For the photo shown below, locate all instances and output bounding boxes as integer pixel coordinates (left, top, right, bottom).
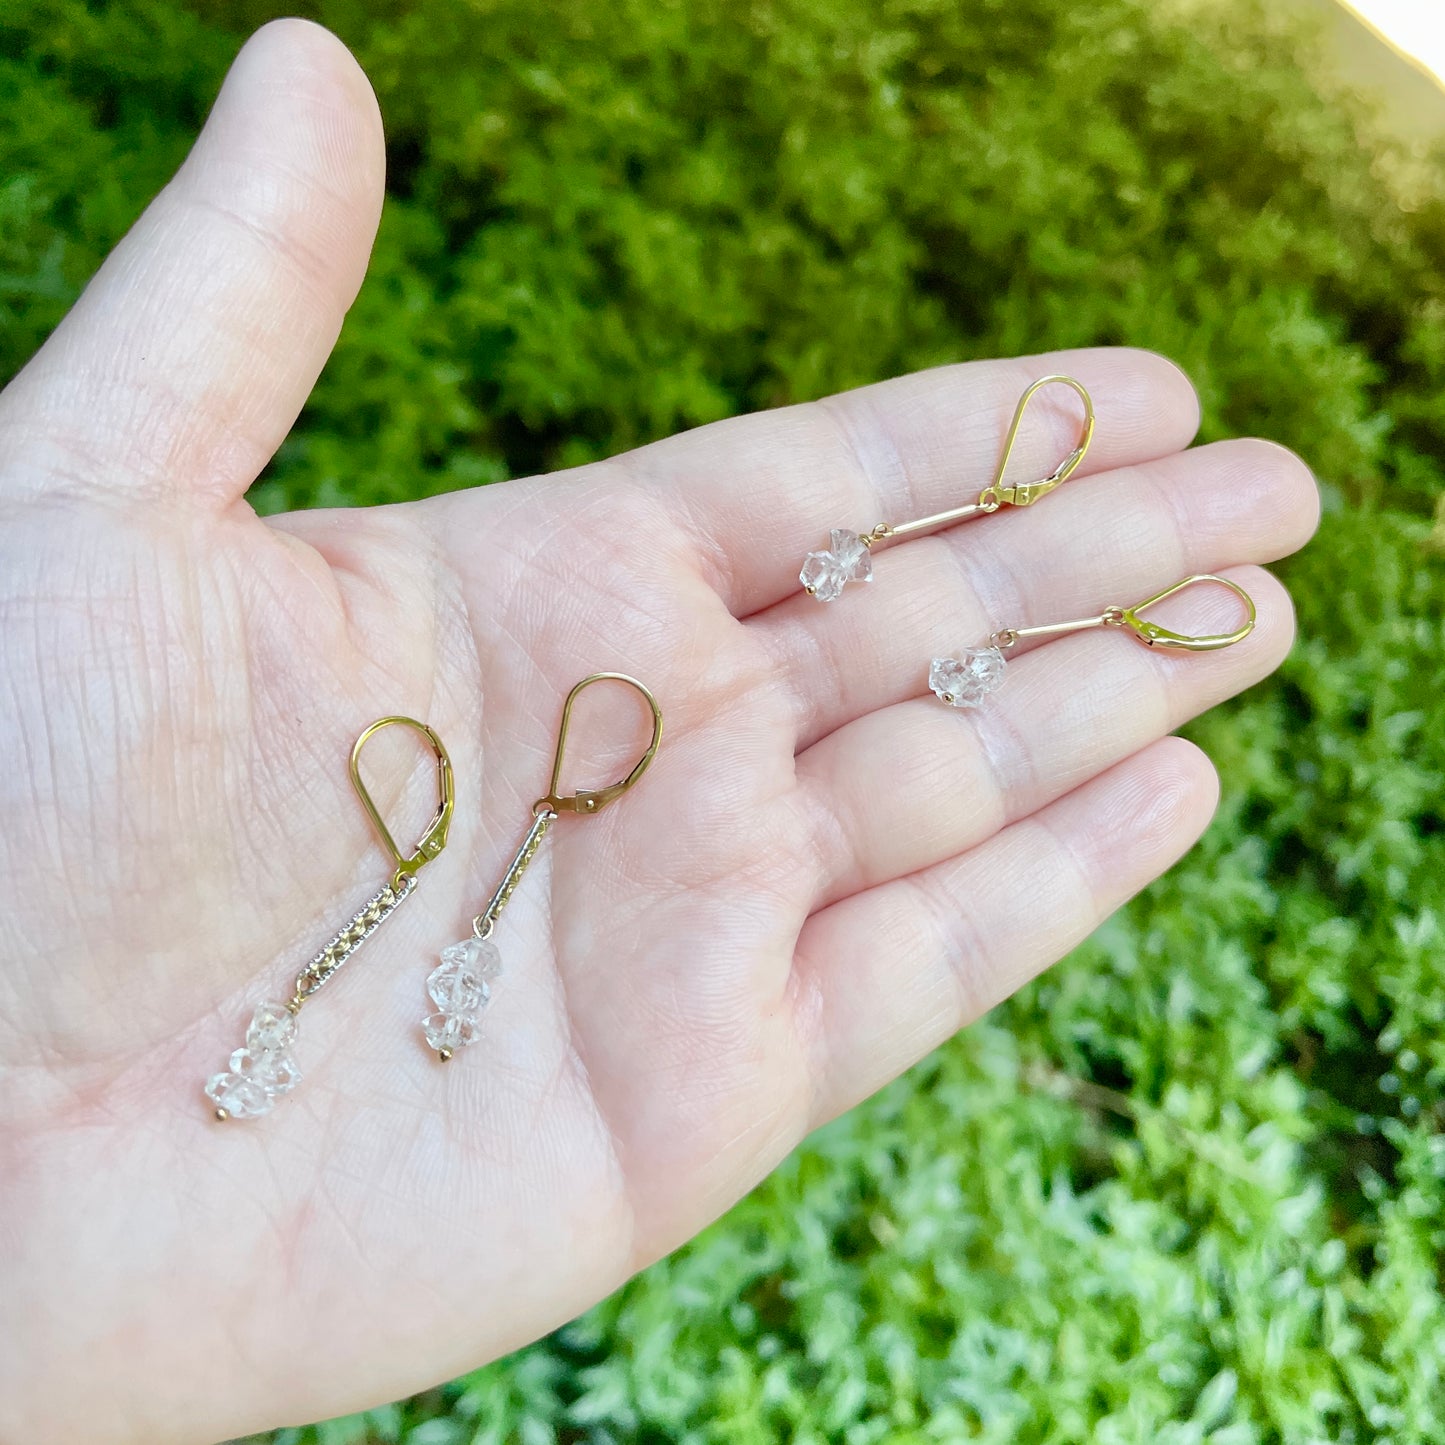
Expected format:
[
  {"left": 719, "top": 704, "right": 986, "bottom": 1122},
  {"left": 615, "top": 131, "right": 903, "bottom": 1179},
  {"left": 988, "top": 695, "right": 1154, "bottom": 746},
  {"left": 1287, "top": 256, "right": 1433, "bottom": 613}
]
[
  {"left": 204, "top": 716, "right": 455, "bottom": 1121},
  {"left": 929, "top": 573, "right": 1256, "bottom": 708},
  {"left": 349, "top": 716, "right": 455, "bottom": 879},
  {"left": 977, "top": 374, "right": 1096, "bottom": 512},
  {"left": 535, "top": 672, "right": 664, "bottom": 816},
  {"left": 419, "top": 674, "right": 663, "bottom": 1061},
  {"left": 1112, "top": 575, "right": 1257, "bottom": 651},
  {"left": 799, "top": 374, "right": 1096, "bottom": 602}
]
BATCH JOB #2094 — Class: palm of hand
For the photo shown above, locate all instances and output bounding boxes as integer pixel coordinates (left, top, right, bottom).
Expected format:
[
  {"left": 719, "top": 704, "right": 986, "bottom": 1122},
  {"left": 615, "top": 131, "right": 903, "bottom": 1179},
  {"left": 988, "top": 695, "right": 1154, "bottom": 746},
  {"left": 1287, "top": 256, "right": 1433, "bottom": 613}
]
[{"left": 0, "top": 22, "right": 1318, "bottom": 1444}]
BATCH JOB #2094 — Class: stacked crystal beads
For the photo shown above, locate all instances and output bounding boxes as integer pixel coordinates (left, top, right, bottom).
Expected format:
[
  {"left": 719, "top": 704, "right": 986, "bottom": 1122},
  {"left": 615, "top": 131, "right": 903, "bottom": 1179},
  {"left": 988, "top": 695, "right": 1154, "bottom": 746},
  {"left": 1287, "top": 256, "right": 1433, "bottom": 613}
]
[
  {"left": 929, "top": 646, "right": 1008, "bottom": 708},
  {"left": 423, "top": 937, "right": 502, "bottom": 1058},
  {"left": 205, "top": 1001, "right": 302, "bottom": 1120},
  {"left": 799, "top": 528, "right": 873, "bottom": 602}
]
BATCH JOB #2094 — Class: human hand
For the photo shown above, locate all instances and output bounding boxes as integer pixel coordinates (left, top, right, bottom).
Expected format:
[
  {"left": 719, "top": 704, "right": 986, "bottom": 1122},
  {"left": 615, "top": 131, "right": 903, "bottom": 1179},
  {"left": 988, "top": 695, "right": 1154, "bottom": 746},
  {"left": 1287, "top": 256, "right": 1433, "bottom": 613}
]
[{"left": 0, "top": 21, "right": 1318, "bottom": 1443}]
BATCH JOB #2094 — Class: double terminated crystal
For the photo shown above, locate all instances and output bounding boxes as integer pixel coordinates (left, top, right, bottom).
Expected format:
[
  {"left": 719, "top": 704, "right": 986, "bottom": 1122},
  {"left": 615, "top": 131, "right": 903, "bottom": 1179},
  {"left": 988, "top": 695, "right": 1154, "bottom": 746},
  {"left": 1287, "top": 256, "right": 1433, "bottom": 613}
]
[
  {"left": 423, "top": 937, "right": 502, "bottom": 1057},
  {"left": 929, "top": 646, "right": 1008, "bottom": 708},
  {"left": 800, "top": 528, "right": 873, "bottom": 602},
  {"left": 205, "top": 1002, "right": 302, "bottom": 1120}
]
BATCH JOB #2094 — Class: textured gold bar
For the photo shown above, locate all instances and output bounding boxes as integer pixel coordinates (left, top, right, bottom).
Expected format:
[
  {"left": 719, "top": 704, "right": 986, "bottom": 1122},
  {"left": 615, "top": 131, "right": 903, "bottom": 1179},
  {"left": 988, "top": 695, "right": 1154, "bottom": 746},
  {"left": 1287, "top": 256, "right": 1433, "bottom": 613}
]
[
  {"left": 474, "top": 811, "right": 555, "bottom": 938},
  {"left": 292, "top": 873, "right": 417, "bottom": 1004}
]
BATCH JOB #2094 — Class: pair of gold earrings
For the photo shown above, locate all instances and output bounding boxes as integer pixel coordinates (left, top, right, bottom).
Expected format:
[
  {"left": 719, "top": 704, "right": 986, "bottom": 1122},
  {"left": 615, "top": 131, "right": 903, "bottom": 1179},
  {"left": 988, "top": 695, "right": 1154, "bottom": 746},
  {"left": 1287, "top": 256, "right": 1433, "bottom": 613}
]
[
  {"left": 204, "top": 673, "right": 663, "bottom": 1120},
  {"left": 799, "top": 374, "right": 1257, "bottom": 707}
]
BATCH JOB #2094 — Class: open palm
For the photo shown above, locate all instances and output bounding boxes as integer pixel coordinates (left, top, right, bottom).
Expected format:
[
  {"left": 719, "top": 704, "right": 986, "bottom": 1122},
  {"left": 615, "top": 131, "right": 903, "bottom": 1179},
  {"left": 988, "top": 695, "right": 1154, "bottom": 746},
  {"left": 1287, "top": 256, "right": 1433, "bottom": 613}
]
[{"left": 0, "top": 22, "right": 1318, "bottom": 1444}]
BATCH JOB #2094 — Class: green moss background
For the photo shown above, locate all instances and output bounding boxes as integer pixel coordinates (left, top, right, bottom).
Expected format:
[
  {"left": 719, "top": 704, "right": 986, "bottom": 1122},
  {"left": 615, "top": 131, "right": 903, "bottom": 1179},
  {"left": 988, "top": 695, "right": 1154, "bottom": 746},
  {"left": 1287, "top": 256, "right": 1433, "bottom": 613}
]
[{"left": 4, "top": 0, "right": 1445, "bottom": 1439}]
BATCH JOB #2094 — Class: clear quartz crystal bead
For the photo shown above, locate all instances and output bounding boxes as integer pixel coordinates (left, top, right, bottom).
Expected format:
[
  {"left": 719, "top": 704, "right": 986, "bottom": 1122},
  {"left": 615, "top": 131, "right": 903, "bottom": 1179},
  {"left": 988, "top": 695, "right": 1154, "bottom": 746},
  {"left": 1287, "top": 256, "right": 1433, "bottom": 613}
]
[
  {"left": 246, "top": 1001, "right": 298, "bottom": 1053},
  {"left": 799, "top": 528, "right": 873, "bottom": 601},
  {"left": 422, "top": 937, "right": 501, "bottom": 1056},
  {"left": 205, "top": 1070, "right": 274, "bottom": 1120},
  {"left": 429, "top": 938, "right": 502, "bottom": 1006},
  {"left": 230, "top": 1045, "right": 301, "bottom": 1094},
  {"left": 423, "top": 1011, "right": 481, "bottom": 1054},
  {"left": 929, "top": 646, "right": 1008, "bottom": 708},
  {"left": 207, "top": 1000, "right": 303, "bottom": 1118}
]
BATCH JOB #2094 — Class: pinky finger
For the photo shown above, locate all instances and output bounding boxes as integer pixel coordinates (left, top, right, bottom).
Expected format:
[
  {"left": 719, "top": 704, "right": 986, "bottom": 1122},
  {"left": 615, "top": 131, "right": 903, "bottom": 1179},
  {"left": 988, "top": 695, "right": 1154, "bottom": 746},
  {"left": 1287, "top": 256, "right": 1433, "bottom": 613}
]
[{"left": 794, "top": 736, "right": 1220, "bottom": 1128}]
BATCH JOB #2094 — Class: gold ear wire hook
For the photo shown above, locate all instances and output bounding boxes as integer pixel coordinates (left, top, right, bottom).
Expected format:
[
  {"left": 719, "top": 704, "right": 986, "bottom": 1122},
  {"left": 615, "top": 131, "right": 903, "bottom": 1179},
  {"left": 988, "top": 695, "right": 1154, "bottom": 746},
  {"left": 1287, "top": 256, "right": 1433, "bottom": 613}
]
[
  {"left": 1114, "top": 574, "right": 1257, "bottom": 651},
  {"left": 977, "top": 374, "right": 1096, "bottom": 512},
  {"left": 536, "top": 673, "right": 664, "bottom": 816},
  {"left": 349, "top": 716, "right": 456, "bottom": 879}
]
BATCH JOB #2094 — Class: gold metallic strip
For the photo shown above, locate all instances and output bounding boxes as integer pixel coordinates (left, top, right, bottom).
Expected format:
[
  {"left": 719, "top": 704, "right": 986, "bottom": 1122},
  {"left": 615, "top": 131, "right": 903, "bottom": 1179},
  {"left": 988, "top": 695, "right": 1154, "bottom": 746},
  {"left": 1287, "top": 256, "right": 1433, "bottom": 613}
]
[
  {"left": 473, "top": 811, "right": 555, "bottom": 940},
  {"left": 291, "top": 873, "right": 418, "bottom": 1008}
]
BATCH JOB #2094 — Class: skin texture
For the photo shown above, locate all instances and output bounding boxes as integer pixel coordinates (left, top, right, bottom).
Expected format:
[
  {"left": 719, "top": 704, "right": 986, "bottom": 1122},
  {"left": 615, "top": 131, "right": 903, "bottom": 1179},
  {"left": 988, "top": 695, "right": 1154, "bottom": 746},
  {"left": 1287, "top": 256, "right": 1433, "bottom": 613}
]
[{"left": 0, "top": 20, "right": 1319, "bottom": 1444}]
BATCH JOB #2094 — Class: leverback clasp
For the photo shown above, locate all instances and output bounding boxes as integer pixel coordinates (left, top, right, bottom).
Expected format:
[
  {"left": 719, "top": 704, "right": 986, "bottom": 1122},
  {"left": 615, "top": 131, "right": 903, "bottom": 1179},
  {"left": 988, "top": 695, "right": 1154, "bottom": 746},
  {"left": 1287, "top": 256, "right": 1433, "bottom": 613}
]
[
  {"left": 349, "top": 716, "right": 456, "bottom": 878},
  {"left": 535, "top": 673, "right": 664, "bottom": 816},
  {"left": 978, "top": 374, "right": 1096, "bottom": 511},
  {"left": 1115, "top": 574, "right": 1258, "bottom": 652}
]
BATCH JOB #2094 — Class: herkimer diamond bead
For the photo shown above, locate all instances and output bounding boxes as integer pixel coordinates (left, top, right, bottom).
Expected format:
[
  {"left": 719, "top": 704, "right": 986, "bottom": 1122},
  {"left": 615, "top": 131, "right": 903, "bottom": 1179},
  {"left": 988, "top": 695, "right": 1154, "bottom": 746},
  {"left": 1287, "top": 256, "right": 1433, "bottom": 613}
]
[
  {"left": 207, "top": 1000, "right": 303, "bottom": 1119},
  {"left": 799, "top": 529, "right": 873, "bottom": 602},
  {"left": 205, "top": 1069, "right": 274, "bottom": 1120},
  {"left": 229, "top": 1045, "right": 301, "bottom": 1095},
  {"left": 422, "top": 937, "right": 501, "bottom": 1057},
  {"left": 428, "top": 938, "right": 501, "bottom": 1012},
  {"left": 423, "top": 1010, "right": 481, "bottom": 1055},
  {"left": 246, "top": 1000, "right": 298, "bottom": 1054},
  {"left": 929, "top": 646, "right": 1008, "bottom": 708}
]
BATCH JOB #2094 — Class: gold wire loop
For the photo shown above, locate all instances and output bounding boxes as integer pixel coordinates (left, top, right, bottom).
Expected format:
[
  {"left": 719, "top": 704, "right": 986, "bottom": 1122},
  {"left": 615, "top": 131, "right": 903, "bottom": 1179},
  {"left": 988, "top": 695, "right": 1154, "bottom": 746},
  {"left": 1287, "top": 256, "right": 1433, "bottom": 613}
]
[
  {"left": 1118, "top": 574, "right": 1257, "bottom": 651},
  {"left": 348, "top": 716, "right": 456, "bottom": 878},
  {"left": 977, "top": 374, "right": 1096, "bottom": 512},
  {"left": 536, "top": 673, "right": 664, "bottom": 816}
]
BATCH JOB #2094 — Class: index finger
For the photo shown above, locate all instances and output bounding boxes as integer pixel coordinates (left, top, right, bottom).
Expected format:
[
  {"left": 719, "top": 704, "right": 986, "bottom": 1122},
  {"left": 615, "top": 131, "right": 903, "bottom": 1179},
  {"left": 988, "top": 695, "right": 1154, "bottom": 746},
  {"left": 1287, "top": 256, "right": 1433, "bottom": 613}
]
[{"left": 620, "top": 347, "right": 1201, "bottom": 617}]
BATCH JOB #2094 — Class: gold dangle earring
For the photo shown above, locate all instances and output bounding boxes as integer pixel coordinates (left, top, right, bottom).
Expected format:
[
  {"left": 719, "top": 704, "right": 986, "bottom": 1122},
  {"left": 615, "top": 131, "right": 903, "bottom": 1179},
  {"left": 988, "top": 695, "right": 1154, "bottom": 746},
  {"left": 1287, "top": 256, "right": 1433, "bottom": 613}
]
[
  {"left": 205, "top": 717, "right": 455, "bottom": 1121},
  {"left": 799, "top": 374, "right": 1096, "bottom": 602},
  {"left": 929, "top": 574, "right": 1257, "bottom": 708},
  {"left": 422, "top": 673, "right": 663, "bottom": 1061}
]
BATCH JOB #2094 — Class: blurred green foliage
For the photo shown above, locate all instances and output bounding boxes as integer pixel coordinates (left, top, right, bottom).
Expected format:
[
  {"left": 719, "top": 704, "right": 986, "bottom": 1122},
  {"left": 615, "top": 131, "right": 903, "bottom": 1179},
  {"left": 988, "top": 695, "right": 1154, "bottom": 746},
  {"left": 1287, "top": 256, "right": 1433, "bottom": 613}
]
[{"left": 4, "top": 0, "right": 1445, "bottom": 1439}]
